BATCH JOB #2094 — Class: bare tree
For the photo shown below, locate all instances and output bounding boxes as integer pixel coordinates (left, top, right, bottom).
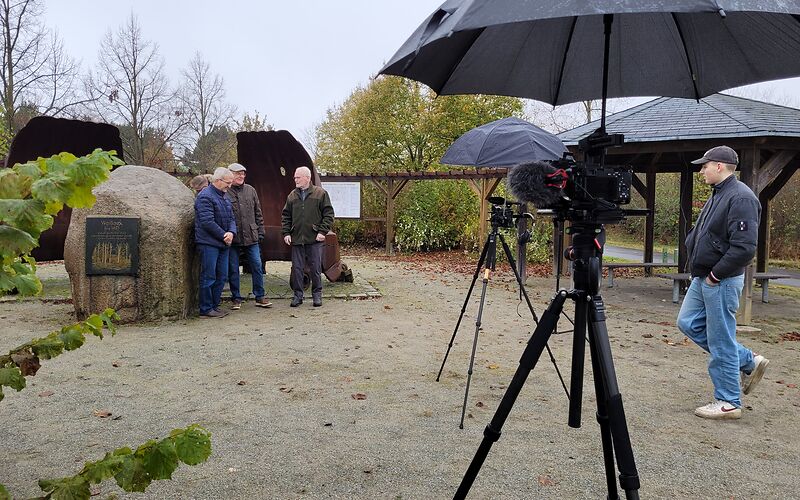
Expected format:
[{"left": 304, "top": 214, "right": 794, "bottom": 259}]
[
  {"left": 179, "top": 52, "right": 235, "bottom": 141},
  {"left": 84, "top": 14, "right": 186, "bottom": 167},
  {"left": 0, "top": 0, "right": 83, "bottom": 132}
]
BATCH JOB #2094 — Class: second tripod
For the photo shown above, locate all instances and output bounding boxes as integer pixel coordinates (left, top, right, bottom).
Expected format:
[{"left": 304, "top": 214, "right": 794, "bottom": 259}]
[{"left": 436, "top": 211, "right": 542, "bottom": 429}]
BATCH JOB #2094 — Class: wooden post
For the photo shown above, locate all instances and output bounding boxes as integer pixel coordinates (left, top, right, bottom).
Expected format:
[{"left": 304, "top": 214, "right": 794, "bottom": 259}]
[
  {"left": 678, "top": 166, "right": 693, "bottom": 274},
  {"left": 738, "top": 146, "right": 761, "bottom": 325},
  {"left": 468, "top": 177, "right": 502, "bottom": 247},
  {"left": 644, "top": 170, "right": 656, "bottom": 269},
  {"left": 386, "top": 178, "right": 396, "bottom": 255},
  {"left": 738, "top": 264, "right": 755, "bottom": 325}
]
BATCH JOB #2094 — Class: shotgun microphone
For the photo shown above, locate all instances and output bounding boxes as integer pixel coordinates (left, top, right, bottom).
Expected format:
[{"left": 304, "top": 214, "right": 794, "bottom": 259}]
[{"left": 507, "top": 161, "right": 568, "bottom": 208}]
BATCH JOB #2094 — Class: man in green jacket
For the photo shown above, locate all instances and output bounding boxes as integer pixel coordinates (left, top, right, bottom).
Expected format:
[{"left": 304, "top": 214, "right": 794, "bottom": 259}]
[{"left": 281, "top": 166, "right": 334, "bottom": 307}]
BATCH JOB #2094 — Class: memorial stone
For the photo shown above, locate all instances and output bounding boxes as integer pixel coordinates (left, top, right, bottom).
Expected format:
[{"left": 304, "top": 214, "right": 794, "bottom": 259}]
[{"left": 65, "top": 165, "right": 198, "bottom": 322}]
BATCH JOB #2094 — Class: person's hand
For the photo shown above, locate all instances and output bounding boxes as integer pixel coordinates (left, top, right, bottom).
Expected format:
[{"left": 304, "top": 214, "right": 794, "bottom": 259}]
[
  {"left": 705, "top": 276, "right": 718, "bottom": 286},
  {"left": 223, "top": 232, "right": 233, "bottom": 245},
  {"left": 283, "top": 235, "right": 291, "bottom": 245},
  {"left": 315, "top": 233, "right": 326, "bottom": 242}
]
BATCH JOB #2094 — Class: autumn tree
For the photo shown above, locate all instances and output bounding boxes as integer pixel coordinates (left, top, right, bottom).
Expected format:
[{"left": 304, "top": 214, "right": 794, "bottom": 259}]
[
  {"left": 315, "top": 75, "right": 524, "bottom": 174},
  {"left": 314, "top": 75, "right": 524, "bottom": 251},
  {"left": 84, "top": 14, "right": 186, "bottom": 168},
  {"left": 0, "top": 0, "right": 83, "bottom": 135}
]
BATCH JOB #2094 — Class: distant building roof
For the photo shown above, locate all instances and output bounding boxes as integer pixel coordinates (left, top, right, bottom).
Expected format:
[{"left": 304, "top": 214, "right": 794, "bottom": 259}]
[{"left": 558, "top": 94, "right": 800, "bottom": 145}]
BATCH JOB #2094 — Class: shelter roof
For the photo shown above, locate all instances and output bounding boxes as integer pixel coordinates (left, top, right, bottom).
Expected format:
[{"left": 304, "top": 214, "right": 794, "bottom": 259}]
[{"left": 558, "top": 94, "right": 800, "bottom": 144}]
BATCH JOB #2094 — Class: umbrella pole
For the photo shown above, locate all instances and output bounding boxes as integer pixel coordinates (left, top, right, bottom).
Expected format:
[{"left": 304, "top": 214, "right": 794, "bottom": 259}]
[{"left": 600, "top": 14, "right": 613, "bottom": 133}]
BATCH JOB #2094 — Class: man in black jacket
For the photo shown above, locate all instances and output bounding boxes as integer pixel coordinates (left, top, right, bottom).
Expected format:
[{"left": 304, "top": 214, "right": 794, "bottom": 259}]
[
  {"left": 226, "top": 163, "right": 271, "bottom": 309},
  {"left": 677, "top": 146, "right": 768, "bottom": 420}
]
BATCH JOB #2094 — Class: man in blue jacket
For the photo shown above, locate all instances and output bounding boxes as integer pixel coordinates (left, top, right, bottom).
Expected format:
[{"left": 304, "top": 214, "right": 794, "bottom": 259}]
[
  {"left": 677, "top": 146, "right": 768, "bottom": 420},
  {"left": 195, "top": 166, "right": 237, "bottom": 318}
]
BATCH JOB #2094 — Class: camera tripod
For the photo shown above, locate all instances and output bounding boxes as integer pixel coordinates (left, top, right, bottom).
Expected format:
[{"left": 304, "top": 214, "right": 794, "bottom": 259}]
[
  {"left": 436, "top": 218, "right": 565, "bottom": 430},
  {"left": 454, "top": 221, "right": 641, "bottom": 500}
]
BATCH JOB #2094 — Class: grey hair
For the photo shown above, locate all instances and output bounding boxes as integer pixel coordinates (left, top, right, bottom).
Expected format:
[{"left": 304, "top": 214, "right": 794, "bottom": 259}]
[
  {"left": 212, "top": 166, "right": 232, "bottom": 181},
  {"left": 295, "top": 166, "right": 311, "bottom": 178}
]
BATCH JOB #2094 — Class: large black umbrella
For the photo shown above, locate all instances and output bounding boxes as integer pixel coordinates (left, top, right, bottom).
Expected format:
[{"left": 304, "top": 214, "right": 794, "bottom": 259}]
[
  {"left": 381, "top": 0, "right": 800, "bottom": 116},
  {"left": 440, "top": 116, "right": 567, "bottom": 167}
]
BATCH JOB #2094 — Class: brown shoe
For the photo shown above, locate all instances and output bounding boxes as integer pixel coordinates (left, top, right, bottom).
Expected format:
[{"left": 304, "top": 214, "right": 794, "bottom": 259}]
[
  {"left": 201, "top": 309, "right": 227, "bottom": 318},
  {"left": 255, "top": 297, "right": 273, "bottom": 308},
  {"left": 231, "top": 299, "right": 243, "bottom": 310}
]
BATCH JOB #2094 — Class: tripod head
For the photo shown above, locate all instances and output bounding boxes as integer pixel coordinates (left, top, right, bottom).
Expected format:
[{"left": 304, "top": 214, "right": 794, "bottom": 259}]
[{"left": 564, "top": 222, "right": 606, "bottom": 296}]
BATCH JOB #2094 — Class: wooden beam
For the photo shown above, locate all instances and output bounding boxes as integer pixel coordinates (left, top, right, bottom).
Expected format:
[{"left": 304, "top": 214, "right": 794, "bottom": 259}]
[
  {"left": 631, "top": 173, "right": 646, "bottom": 199},
  {"left": 755, "top": 150, "right": 795, "bottom": 194},
  {"left": 644, "top": 169, "right": 656, "bottom": 267},
  {"left": 678, "top": 167, "right": 693, "bottom": 274}
]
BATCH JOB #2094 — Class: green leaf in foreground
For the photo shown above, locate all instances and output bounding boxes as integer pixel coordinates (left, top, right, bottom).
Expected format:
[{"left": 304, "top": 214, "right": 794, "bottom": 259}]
[
  {"left": 142, "top": 438, "right": 179, "bottom": 480},
  {"left": 38, "top": 475, "right": 90, "bottom": 500},
  {"left": 0, "top": 483, "right": 10, "bottom": 500},
  {"left": 173, "top": 424, "right": 213, "bottom": 465},
  {"left": 31, "top": 333, "right": 65, "bottom": 359},
  {"left": 114, "top": 452, "right": 152, "bottom": 492},
  {"left": 0, "top": 366, "right": 26, "bottom": 391}
]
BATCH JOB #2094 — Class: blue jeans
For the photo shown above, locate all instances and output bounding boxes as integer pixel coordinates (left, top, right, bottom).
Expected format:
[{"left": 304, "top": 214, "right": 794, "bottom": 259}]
[
  {"left": 228, "top": 244, "right": 265, "bottom": 300},
  {"left": 198, "top": 244, "right": 229, "bottom": 314},
  {"left": 677, "top": 275, "right": 756, "bottom": 407}
]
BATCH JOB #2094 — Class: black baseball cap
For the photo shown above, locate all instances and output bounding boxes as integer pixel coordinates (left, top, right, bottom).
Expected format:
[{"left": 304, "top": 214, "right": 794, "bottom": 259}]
[{"left": 691, "top": 146, "right": 739, "bottom": 165}]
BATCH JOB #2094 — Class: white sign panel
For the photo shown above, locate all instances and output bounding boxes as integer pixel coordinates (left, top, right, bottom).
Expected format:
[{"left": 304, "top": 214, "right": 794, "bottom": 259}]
[{"left": 322, "top": 181, "right": 361, "bottom": 219}]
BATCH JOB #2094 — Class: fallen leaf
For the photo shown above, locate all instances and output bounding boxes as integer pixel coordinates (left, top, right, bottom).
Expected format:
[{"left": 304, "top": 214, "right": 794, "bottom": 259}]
[
  {"left": 487, "top": 363, "right": 500, "bottom": 369},
  {"left": 787, "top": 384, "right": 797, "bottom": 389},
  {"left": 112, "top": 361, "right": 121, "bottom": 367},
  {"left": 352, "top": 393, "right": 367, "bottom": 400},
  {"left": 642, "top": 333, "right": 654, "bottom": 338},
  {"left": 38, "top": 390, "right": 54, "bottom": 397},
  {"left": 383, "top": 305, "right": 392, "bottom": 310},
  {"left": 475, "top": 401, "right": 485, "bottom": 408},
  {"left": 538, "top": 475, "right": 556, "bottom": 487},
  {"left": 279, "top": 387, "right": 293, "bottom": 393},
  {"left": 237, "top": 380, "right": 247, "bottom": 386},
  {"left": 93, "top": 410, "right": 112, "bottom": 418}
]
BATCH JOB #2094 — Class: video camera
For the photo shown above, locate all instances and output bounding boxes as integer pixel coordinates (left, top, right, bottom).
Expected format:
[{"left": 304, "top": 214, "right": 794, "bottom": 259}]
[
  {"left": 487, "top": 196, "right": 520, "bottom": 229},
  {"left": 507, "top": 129, "right": 640, "bottom": 225}
]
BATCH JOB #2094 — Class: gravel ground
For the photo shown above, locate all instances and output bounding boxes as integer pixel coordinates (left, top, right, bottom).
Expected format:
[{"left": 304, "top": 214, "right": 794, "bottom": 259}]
[{"left": 1, "top": 256, "right": 799, "bottom": 499}]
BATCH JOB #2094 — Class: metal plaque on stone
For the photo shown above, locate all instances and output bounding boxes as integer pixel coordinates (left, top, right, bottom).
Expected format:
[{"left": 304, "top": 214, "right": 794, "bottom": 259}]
[{"left": 85, "top": 216, "right": 140, "bottom": 276}]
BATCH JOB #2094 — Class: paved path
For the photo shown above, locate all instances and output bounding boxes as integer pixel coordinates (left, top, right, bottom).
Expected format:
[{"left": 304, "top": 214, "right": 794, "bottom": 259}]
[{"left": 604, "top": 245, "right": 800, "bottom": 288}]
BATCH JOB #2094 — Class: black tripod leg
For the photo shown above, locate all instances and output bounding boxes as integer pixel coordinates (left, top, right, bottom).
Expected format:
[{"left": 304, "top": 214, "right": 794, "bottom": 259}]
[
  {"left": 499, "top": 234, "right": 539, "bottom": 323},
  {"left": 568, "top": 297, "right": 587, "bottom": 429},
  {"left": 437, "top": 236, "right": 491, "bottom": 382},
  {"left": 587, "top": 296, "right": 641, "bottom": 500},
  {"left": 455, "top": 291, "right": 568, "bottom": 500},
  {"left": 500, "top": 234, "right": 571, "bottom": 400},
  {"left": 459, "top": 269, "right": 490, "bottom": 429}
]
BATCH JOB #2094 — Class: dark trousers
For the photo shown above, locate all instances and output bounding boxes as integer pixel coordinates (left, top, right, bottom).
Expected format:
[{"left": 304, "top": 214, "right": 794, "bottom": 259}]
[
  {"left": 198, "top": 244, "right": 229, "bottom": 314},
  {"left": 228, "top": 243, "right": 265, "bottom": 300},
  {"left": 290, "top": 242, "right": 323, "bottom": 299}
]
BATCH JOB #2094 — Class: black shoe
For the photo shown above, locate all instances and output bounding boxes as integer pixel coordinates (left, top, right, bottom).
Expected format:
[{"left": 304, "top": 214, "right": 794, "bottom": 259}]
[
  {"left": 313, "top": 299, "right": 322, "bottom": 307},
  {"left": 201, "top": 309, "right": 227, "bottom": 318},
  {"left": 290, "top": 297, "right": 303, "bottom": 307}
]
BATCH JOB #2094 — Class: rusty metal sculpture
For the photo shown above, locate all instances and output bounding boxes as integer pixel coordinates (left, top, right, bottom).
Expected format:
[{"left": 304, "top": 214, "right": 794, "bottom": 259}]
[
  {"left": 5, "top": 116, "right": 123, "bottom": 261},
  {"left": 236, "top": 130, "right": 348, "bottom": 282}
]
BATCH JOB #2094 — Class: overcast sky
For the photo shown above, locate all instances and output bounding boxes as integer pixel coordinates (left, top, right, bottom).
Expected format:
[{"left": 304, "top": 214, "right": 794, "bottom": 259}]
[{"left": 44, "top": 1, "right": 800, "bottom": 147}]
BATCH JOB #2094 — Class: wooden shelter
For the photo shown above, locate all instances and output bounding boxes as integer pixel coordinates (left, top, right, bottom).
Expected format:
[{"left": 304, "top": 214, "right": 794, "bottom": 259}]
[{"left": 558, "top": 93, "right": 800, "bottom": 321}]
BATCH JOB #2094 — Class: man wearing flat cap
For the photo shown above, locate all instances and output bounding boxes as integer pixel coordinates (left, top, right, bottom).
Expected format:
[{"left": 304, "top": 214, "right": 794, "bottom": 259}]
[
  {"left": 677, "top": 146, "right": 767, "bottom": 420},
  {"left": 226, "top": 162, "right": 271, "bottom": 309}
]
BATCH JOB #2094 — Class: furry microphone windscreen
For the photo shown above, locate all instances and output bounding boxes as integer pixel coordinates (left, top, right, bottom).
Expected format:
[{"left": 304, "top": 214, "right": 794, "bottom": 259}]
[{"left": 507, "top": 161, "right": 566, "bottom": 208}]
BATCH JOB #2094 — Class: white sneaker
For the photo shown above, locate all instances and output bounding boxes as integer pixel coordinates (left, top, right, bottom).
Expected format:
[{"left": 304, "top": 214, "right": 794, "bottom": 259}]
[
  {"left": 742, "top": 354, "right": 769, "bottom": 395},
  {"left": 694, "top": 400, "right": 741, "bottom": 420}
]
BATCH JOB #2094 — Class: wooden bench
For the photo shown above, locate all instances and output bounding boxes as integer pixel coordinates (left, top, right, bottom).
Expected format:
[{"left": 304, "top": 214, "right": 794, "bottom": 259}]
[
  {"left": 656, "top": 272, "right": 792, "bottom": 303},
  {"left": 603, "top": 263, "right": 677, "bottom": 288}
]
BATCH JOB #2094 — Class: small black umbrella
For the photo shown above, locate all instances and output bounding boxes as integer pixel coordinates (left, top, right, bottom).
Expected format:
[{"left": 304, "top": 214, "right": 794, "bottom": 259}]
[
  {"left": 440, "top": 116, "right": 567, "bottom": 167},
  {"left": 381, "top": 0, "right": 800, "bottom": 127}
]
